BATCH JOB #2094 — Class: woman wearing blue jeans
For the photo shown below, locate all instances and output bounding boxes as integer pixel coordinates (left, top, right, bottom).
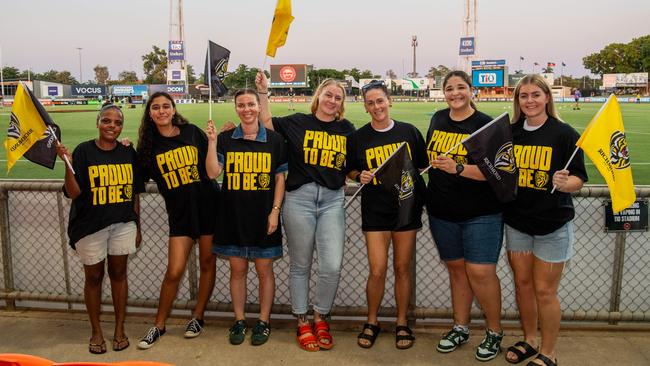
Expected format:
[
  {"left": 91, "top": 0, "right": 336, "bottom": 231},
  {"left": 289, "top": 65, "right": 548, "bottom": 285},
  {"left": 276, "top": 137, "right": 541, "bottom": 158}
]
[{"left": 255, "top": 71, "right": 355, "bottom": 351}]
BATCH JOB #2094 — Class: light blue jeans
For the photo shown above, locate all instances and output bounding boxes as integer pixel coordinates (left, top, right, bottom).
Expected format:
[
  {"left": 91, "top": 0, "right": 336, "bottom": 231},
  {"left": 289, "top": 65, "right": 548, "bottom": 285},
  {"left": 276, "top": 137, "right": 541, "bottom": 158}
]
[{"left": 283, "top": 182, "right": 345, "bottom": 315}]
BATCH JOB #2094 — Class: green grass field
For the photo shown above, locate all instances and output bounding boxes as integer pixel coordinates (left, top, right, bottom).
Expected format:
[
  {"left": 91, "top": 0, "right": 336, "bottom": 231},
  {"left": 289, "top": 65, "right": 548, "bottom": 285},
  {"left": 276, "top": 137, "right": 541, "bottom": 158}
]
[{"left": 1, "top": 101, "right": 649, "bottom": 184}]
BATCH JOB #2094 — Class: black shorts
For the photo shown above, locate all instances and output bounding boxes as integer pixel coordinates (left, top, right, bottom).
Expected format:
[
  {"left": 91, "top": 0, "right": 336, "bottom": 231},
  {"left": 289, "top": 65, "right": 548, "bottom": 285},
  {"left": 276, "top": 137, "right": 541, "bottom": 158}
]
[
  {"left": 167, "top": 181, "right": 219, "bottom": 238},
  {"left": 360, "top": 189, "right": 423, "bottom": 232}
]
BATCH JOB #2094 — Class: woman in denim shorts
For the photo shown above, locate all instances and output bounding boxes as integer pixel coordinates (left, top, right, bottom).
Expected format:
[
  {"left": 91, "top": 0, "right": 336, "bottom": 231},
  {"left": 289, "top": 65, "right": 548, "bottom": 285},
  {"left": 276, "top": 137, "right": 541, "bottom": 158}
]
[
  {"left": 426, "top": 71, "right": 505, "bottom": 362},
  {"left": 57, "top": 105, "right": 144, "bottom": 354},
  {"left": 208, "top": 89, "right": 287, "bottom": 346},
  {"left": 503, "top": 75, "right": 587, "bottom": 366}
]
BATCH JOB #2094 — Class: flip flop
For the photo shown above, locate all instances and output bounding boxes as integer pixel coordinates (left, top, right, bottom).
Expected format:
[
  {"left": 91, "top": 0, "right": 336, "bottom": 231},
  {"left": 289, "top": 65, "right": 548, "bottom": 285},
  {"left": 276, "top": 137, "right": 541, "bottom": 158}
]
[
  {"left": 89, "top": 339, "right": 106, "bottom": 354},
  {"left": 113, "top": 336, "right": 130, "bottom": 351}
]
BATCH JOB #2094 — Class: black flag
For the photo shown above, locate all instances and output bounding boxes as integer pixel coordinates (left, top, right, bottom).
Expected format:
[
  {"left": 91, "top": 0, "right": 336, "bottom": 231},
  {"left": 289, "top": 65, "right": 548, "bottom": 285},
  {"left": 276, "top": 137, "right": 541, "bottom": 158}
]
[
  {"left": 373, "top": 142, "right": 426, "bottom": 228},
  {"left": 463, "top": 113, "right": 517, "bottom": 203},
  {"left": 204, "top": 41, "right": 230, "bottom": 97}
]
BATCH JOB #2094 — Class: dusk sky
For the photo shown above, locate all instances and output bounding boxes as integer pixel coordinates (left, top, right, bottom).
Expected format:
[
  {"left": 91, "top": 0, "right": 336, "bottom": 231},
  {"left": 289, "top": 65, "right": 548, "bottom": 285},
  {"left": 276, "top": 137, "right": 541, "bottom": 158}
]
[{"left": 1, "top": 0, "right": 648, "bottom": 82}]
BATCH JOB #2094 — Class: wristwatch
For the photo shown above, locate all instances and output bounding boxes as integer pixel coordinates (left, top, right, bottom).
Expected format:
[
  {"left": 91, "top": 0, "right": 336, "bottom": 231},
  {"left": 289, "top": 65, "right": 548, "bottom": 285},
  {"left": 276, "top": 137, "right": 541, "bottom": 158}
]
[{"left": 455, "top": 163, "right": 465, "bottom": 176}]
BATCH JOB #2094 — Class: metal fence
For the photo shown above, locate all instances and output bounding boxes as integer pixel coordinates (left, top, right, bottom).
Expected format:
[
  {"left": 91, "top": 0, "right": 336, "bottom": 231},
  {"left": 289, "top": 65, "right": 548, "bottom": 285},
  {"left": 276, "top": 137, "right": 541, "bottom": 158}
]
[{"left": 1, "top": 181, "right": 649, "bottom": 324}]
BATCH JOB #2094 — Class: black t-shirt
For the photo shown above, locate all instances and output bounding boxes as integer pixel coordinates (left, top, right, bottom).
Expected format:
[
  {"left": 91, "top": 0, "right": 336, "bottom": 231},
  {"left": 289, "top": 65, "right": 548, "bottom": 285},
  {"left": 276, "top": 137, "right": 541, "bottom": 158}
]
[
  {"left": 425, "top": 109, "right": 501, "bottom": 221},
  {"left": 272, "top": 113, "right": 355, "bottom": 191},
  {"left": 504, "top": 116, "right": 588, "bottom": 235},
  {"left": 214, "top": 125, "right": 287, "bottom": 248},
  {"left": 143, "top": 123, "right": 219, "bottom": 236},
  {"left": 348, "top": 120, "right": 428, "bottom": 226},
  {"left": 67, "top": 140, "right": 145, "bottom": 249}
]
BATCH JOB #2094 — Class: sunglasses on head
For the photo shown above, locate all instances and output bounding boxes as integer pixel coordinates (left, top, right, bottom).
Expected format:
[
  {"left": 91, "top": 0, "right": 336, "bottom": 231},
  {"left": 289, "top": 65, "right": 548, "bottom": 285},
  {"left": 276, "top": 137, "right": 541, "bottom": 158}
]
[{"left": 362, "top": 80, "right": 385, "bottom": 91}]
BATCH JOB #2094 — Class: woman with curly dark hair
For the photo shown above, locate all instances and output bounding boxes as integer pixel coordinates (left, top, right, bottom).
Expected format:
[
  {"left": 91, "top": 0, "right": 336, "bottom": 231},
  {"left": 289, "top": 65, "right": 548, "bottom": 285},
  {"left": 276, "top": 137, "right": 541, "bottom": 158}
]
[{"left": 135, "top": 92, "right": 219, "bottom": 349}]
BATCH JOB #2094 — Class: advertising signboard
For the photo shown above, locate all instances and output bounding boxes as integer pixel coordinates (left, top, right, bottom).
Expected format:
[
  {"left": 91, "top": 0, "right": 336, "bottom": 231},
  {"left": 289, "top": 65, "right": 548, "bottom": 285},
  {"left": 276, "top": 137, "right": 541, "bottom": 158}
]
[
  {"left": 270, "top": 64, "right": 308, "bottom": 87},
  {"left": 602, "top": 73, "right": 649, "bottom": 88},
  {"left": 167, "top": 69, "right": 186, "bottom": 81},
  {"left": 472, "top": 69, "right": 505, "bottom": 87},
  {"left": 71, "top": 85, "right": 107, "bottom": 96},
  {"left": 149, "top": 84, "right": 187, "bottom": 95},
  {"left": 471, "top": 59, "right": 506, "bottom": 67},
  {"left": 111, "top": 85, "right": 149, "bottom": 96}
]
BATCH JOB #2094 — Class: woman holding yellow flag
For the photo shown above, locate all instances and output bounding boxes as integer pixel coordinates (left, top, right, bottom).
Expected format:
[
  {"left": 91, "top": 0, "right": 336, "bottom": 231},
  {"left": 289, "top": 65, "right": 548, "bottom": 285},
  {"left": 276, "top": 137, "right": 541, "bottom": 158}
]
[{"left": 504, "top": 75, "right": 587, "bottom": 366}]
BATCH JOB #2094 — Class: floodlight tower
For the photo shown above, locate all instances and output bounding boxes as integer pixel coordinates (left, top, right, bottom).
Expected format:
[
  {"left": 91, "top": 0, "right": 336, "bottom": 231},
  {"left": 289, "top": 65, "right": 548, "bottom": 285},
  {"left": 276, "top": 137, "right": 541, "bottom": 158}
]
[
  {"left": 457, "top": 0, "right": 478, "bottom": 74},
  {"left": 167, "top": 0, "right": 188, "bottom": 88},
  {"left": 410, "top": 35, "right": 419, "bottom": 77}
]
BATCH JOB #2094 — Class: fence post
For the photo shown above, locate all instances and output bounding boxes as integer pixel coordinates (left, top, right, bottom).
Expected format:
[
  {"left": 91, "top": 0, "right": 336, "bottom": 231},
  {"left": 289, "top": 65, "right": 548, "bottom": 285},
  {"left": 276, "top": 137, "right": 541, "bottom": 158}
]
[
  {"left": 0, "top": 187, "right": 16, "bottom": 310},
  {"left": 56, "top": 192, "right": 73, "bottom": 310},
  {"left": 608, "top": 232, "right": 626, "bottom": 325}
]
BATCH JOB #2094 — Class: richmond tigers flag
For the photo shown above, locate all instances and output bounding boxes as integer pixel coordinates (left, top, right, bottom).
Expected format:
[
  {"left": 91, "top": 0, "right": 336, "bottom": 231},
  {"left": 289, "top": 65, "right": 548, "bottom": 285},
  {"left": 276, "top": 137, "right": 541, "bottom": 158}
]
[
  {"left": 463, "top": 112, "right": 517, "bottom": 202},
  {"left": 576, "top": 94, "right": 635, "bottom": 213},
  {"left": 373, "top": 142, "right": 425, "bottom": 228},
  {"left": 4, "top": 83, "right": 61, "bottom": 172},
  {"left": 204, "top": 41, "right": 230, "bottom": 97},
  {"left": 265, "top": 0, "right": 294, "bottom": 57}
]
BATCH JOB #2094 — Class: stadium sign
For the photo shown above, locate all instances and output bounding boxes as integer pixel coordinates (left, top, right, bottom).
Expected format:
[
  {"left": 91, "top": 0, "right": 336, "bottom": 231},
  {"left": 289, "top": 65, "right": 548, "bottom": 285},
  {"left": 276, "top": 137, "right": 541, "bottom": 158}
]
[
  {"left": 401, "top": 78, "right": 429, "bottom": 91},
  {"left": 71, "top": 85, "right": 107, "bottom": 96},
  {"left": 167, "top": 69, "right": 186, "bottom": 82},
  {"left": 270, "top": 64, "right": 308, "bottom": 88},
  {"left": 47, "top": 86, "right": 58, "bottom": 96},
  {"left": 471, "top": 59, "right": 506, "bottom": 67},
  {"left": 459, "top": 37, "right": 475, "bottom": 56},
  {"left": 604, "top": 200, "right": 648, "bottom": 232},
  {"left": 168, "top": 41, "right": 185, "bottom": 61}
]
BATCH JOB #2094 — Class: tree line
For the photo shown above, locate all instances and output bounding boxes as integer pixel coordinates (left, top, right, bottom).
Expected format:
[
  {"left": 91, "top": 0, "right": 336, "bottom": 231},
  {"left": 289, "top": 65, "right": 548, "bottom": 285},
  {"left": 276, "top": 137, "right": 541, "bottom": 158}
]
[{"left": 2, "top": 35, "right": 647, "bottom": 91}]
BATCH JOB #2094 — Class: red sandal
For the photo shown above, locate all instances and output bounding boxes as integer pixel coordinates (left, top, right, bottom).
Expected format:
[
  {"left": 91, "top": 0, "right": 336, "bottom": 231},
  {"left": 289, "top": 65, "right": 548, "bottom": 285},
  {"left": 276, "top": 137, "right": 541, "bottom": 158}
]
[
  {"left": 313, "top": 320, "right": 334, "bottom": 350},
  {"left": 296, "top": 324, "right": 319, "bottom": 352}
]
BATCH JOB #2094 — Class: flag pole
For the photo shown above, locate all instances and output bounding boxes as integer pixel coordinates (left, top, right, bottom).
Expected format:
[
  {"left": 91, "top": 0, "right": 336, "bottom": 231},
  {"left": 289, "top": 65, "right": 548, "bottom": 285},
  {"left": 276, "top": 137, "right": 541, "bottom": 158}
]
[
  {"left": 344, "top": 142, "right": 407, "bottom": 209},
  {"left": 421, "top": 111, "right": 509, "bottom": 175},
  {"left": 207, "top": 40, "right": 212, "bottom": 121},
  {"left": 47, "top": 125, "right": 75, "bottom": 174}
]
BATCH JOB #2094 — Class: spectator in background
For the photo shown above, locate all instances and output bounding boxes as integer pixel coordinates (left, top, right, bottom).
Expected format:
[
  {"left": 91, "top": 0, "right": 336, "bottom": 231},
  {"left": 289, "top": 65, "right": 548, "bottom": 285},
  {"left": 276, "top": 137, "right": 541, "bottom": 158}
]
[{"left": 572, "top": 88, "right": 581, "bottom": 110}]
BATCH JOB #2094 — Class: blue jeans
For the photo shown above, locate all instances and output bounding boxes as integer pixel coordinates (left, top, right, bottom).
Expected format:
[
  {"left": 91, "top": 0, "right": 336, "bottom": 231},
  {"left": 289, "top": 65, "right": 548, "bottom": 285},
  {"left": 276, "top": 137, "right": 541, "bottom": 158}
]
[{"left": 283, "top": 182, "right": 345, "bottom": 315}]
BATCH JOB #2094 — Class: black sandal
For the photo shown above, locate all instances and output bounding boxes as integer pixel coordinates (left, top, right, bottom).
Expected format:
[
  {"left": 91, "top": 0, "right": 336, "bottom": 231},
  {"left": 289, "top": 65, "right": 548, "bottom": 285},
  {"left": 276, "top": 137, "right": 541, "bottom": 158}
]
[
  {"left": 526, "top": 353, "right": 557, "bottom": 366},
  {"left": 506, "top": 341, "right": 538, "bottom": 364},
  {"left": 357, "top": 323, "right": 381, "bottom": 349},
  {"left": 395, "top": 325, "right": 415, "bottom": 350}
]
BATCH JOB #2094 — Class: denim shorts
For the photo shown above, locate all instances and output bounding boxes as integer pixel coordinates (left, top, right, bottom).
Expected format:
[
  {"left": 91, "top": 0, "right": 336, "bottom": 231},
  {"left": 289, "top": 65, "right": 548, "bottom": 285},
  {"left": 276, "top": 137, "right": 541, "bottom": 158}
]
[
  {"left": 213, "top": 244, "right": 282, "bottom": 260},
  {"left": 428, "top": 213, "right": 503, "bottom": 264},
  {"left": 504, "top": 222, "right": 574, "bottom": 263}
]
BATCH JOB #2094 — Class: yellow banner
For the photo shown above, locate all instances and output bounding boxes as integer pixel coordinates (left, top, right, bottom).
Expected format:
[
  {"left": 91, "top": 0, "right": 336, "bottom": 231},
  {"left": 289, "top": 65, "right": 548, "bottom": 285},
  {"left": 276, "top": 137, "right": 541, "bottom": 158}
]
[
  {"left": 576, "top": 95, "right": 635, "bottom": 213},
  {"left": 265, "top": 0, "right": 294, "bottom": 57},
  {"left": 3, "top": 83, "right": 48, "bottom": 173}
]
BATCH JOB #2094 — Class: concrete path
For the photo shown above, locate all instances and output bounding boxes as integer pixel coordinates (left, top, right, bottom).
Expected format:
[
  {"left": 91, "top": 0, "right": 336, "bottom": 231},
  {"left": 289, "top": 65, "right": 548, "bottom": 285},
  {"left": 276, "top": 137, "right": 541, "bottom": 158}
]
[{"left": 0, "top": 310, "right": 649, "bottom": 365}]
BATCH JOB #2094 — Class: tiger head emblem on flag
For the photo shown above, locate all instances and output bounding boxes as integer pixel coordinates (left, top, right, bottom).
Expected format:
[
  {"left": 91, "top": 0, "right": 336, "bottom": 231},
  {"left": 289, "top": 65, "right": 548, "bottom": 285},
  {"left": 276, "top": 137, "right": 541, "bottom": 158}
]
[
  {"left": 395, "top": 170, "right": 414, "bottom": 201},
  {"left": 494, "top": 142, "right": 516, "bottom": 174},
  {"left": 214, "top": 58, "right": 228, "bottom": 79},
  {"left": 7, "top": 113, "right": 21, "bottom": 139},
  {"left": 609, "top": 131, "right": 630, "bottom": 169}
]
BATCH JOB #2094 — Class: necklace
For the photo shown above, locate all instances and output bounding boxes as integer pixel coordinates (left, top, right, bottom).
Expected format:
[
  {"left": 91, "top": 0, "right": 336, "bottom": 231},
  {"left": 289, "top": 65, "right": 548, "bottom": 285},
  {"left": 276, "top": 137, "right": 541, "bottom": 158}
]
[{"left": 162, "top": 126, "right": 177, "bottom": 137}]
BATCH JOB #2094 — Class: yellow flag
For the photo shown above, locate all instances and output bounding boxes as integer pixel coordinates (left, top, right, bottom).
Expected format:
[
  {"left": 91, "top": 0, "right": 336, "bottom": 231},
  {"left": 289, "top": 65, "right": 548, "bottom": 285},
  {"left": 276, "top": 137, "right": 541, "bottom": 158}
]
[
  {"left": 576, "top": 94, "right": 635, "bottom": 213},
  {"left": 3, "top": 83, "right": 49, "bottom": 173},
  {"left": 265, "top": 0, "right": 294, "bottom": 57}
]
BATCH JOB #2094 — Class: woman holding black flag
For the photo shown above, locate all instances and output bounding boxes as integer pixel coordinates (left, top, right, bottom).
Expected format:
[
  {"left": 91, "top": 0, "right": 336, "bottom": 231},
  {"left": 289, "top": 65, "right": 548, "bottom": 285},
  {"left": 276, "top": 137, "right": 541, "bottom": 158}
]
[
  {"left": 347, "top": 80, "right": 427, "bottom": 350},
  {"left": 426, "top": 71, "right": 504, "bottom": 361}
]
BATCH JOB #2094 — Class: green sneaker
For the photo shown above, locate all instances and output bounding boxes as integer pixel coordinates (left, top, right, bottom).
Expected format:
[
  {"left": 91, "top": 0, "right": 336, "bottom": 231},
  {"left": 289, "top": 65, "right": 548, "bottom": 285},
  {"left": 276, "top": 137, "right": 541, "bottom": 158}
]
[
  {"left": 229, "top": 319, "right": 247, "bottom": 345},
  {"left": 251, "top": 320, "right": 271, "bottom": 346},
  {"left": 475, "top": 329, "right": 503, "bottom": 361}
]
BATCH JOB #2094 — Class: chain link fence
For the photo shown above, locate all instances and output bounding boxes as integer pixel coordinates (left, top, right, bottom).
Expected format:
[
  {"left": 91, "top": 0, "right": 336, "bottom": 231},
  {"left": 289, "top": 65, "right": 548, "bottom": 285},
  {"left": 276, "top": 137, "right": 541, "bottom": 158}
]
[{"left": 1, "top": 181, "right": 648, "bottom": 323}]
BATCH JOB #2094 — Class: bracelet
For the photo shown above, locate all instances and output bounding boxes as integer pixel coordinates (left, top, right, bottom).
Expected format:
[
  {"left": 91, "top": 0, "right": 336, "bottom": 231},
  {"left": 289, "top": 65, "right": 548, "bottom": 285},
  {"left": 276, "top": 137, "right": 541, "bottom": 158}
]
[{"left": 272, "top": 205, "right": 281, "bottom": 211}]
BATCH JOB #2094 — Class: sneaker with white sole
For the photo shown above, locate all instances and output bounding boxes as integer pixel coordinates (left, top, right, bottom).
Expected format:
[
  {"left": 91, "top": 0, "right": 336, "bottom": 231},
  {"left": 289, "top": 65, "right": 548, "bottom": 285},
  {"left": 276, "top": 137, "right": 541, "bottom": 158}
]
[
  {"left": 138, "top": 326, "right": 166, "bottom": 349},
  {"left": 184, "top": 318, "right": 204, "bottom": 338},
  {"left": 475, "top": 329, "right": 503, "bottom": 361},
  {"left": 437, "top": 325, "right": 470, "bottom": 353}
]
